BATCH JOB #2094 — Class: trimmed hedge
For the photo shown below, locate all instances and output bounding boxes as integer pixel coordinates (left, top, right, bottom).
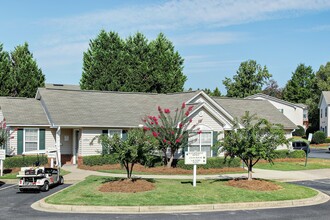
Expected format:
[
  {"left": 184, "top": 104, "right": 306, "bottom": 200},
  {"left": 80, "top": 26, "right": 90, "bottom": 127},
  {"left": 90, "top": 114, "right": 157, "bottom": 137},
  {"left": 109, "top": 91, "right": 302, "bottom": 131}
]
[
  {"left": 176, "top": 157, "right": 241, "bottom": 170},
  {"left": 274, "top": 149, "right": 306, "bottom": 159},
  {"left": 4, "top": 155, "right": 48, "bottom": 168},
  {"left": 312, "top": 131, "right": 326, "bottom": 144},
  {"left": 82, "top": 155, "right": 118, "bottom": 166},
  {"left": 325, "top": 138, "right": 330, "bottom": 143}
]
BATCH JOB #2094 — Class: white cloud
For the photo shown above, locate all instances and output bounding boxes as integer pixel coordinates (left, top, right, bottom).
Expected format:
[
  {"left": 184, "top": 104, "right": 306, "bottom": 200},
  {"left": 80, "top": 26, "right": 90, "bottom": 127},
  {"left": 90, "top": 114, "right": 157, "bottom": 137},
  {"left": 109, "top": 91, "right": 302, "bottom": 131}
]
[{"left": 297, "top": 24, "right": 330, "bottom": 32}]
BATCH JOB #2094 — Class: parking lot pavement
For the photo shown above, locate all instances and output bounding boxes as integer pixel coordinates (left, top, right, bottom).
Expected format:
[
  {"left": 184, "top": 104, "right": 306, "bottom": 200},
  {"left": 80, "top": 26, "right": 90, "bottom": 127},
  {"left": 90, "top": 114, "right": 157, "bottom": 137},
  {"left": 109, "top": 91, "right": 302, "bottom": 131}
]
[
  {"left": 309, "top": 148, "right": 330, "bottom": 160},
  {"left": 293, "top": 179, "right": 330, "bottom": 195}
]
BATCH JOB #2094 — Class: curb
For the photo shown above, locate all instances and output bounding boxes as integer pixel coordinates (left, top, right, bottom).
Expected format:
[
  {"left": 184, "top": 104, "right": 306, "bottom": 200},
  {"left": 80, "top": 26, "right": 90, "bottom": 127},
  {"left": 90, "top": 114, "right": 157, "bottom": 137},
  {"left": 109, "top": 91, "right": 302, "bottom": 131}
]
[
  {"left": 32, "top": 189, "right": 330, "bottom": 214},
  {"left": 0, "top": 179, "right": 17, "bottom": 184}
]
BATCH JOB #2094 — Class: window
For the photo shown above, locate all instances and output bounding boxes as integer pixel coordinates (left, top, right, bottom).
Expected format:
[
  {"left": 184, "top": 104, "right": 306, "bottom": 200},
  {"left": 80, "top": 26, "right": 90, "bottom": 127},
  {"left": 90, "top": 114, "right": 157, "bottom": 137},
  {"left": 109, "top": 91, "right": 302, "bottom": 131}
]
[
  {"left": 109, "top": 129, "right": 122, "bottom": 138},
  {"left": 188, "top": 131, "right": 213, "bottom": 157},
  {"left": 279, "top": 109, "right": 284, "bottom": 113},
  {"left": 325, "top": 108, "right": 328, "bottom": 117},
  {"left": 24, "top": 128, "right": 39, "bottom": 152}
]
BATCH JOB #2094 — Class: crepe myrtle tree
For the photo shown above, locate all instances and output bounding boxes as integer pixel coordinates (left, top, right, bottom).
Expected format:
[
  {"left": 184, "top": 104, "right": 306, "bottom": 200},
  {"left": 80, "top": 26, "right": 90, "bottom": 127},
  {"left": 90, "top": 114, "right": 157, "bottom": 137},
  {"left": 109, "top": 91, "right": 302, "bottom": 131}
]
[
  {"left": 94, "top": 128, "right": 157, "bottom": 179},
  {"left": 143, "top": 103, "right": 200, "bottom": 168},
  {"left": 0, "top": 118, "right": 16, "bottom": 149},
  {"left": 221, "top": 111, "right": 288, "bottom": 180}
]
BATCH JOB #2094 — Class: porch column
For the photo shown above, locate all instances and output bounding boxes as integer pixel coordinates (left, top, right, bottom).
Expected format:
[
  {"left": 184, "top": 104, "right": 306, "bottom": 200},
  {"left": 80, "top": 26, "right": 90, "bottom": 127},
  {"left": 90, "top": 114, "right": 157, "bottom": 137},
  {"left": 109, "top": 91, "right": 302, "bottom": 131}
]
[{"left": 56, "top": 127, "right": 62, "bottom": 167}]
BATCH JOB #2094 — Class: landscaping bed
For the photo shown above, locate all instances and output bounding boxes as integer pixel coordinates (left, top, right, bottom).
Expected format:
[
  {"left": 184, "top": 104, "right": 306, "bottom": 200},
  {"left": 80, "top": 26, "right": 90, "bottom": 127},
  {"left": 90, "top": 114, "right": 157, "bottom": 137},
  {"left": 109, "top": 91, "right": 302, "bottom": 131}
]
[
  {"left": 79, "top": 164, "right": 245, "bottom": 175},
  {"left": 46, "top": 176, "right": 318, "bottom": 206}
]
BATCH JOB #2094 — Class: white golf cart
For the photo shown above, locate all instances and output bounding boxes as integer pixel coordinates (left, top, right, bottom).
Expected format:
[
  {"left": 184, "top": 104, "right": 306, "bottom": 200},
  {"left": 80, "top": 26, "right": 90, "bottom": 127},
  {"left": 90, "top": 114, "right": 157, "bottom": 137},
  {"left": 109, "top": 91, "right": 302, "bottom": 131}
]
[{"left": 17, "top": 150, "right": 64, "bottom": 192}]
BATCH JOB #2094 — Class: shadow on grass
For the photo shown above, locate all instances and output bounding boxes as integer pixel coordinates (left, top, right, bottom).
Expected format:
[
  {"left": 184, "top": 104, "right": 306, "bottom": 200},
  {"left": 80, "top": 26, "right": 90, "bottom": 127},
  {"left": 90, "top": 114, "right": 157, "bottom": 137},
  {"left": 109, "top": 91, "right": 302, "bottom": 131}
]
[
  {"left": 181, "top": 181, "right": 201, "bottom": 186},
  {"left": 100, "top": 177, "right": 156, "bottom": 184}
]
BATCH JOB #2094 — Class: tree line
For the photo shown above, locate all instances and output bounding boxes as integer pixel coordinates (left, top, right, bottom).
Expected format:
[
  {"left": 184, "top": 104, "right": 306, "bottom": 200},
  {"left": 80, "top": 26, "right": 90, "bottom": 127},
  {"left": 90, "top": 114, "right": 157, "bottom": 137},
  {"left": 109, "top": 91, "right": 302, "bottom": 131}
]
[{"left": 1, "top": 30, "right": 330, "bottom": 130}]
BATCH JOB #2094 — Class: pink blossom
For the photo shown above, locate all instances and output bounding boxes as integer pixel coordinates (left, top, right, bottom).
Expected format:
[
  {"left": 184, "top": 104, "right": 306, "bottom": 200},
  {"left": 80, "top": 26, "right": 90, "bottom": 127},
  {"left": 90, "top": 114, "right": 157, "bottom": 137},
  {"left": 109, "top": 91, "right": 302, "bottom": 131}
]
[
  {"left": 143, "top": 126, "right": 150, "bottom": 131},
  {"left": 163, "top": 139, "right": 167, "bottom": 143},
  {"left": 189, "top": 118, "right": 192, "bottom": 123},
  {"left": 167, "top": 141, "right": 171, "bottom": 144},
  {"left": 152, "top": 132, "right": 158, "bottom": 137},
  {"left": 158, "top": 106, "right": 162, "bottom": 112},
  {"left": 164, "top": 109, "right": 171, "bottom": 114},
  {"left": 179, "top": 123, "right": 183, "bottom": 128},
  {"left": 171, "top": 131, "right": 175, "bottom": 135},
  {"left": 175, "top": 139, "right": 180, "bottom": 143},
  {"left": 182, "top": 102, "right": 186, "bottom": 109},
  {"left": 185, "top": 111, "right": 189, "bottom": 116},
  {"left": 188, "top": 106, "right": 194, "bottom": 111},
  {"left": 197, "top": 130, "right": 202, "bottom": 134}
]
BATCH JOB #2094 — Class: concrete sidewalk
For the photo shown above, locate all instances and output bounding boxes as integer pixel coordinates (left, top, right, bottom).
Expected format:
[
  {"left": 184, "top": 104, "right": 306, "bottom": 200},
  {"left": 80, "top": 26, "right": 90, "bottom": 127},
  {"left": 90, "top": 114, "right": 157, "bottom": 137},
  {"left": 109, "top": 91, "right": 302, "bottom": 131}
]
[{"left": 62, "top": 164, "right": 330, "bottom": 183}]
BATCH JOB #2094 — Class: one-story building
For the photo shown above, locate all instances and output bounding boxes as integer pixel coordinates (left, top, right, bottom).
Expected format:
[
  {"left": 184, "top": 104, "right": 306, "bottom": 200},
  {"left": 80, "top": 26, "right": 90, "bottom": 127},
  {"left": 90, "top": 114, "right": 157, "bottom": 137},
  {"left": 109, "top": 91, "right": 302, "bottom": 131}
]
[{"left": 0, "top": 85, "right": 297, "bottom": 165}]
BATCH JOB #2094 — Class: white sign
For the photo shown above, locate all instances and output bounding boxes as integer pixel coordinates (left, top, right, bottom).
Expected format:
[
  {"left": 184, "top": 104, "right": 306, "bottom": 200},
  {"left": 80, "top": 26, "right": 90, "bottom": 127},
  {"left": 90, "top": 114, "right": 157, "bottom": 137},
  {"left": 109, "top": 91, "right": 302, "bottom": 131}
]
[
  {"left": 308, "top": 133, "right": 313, "bottom": 142},
  {"left": 185, "top": 151, "right": 207, "bottom": 165},
  {"left": 0, "top": 149, "right": 5, "bottom": 160},
  {"left": 47, "top": 152, "right": 56, "bottom": 158}
]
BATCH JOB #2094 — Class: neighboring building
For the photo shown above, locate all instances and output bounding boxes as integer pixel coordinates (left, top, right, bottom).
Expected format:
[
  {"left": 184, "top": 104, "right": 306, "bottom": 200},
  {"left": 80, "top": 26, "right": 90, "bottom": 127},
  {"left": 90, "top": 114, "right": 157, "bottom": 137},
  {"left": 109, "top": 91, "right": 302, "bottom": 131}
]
[
  {"left": 0, "top": 86, "right": 296, "bottom": 165},
  {"left": 319, "top": 91, "right": 330, "bottom": 137},
  {"left": 246, "top": 93, "right": 309, "bottom": 130}
]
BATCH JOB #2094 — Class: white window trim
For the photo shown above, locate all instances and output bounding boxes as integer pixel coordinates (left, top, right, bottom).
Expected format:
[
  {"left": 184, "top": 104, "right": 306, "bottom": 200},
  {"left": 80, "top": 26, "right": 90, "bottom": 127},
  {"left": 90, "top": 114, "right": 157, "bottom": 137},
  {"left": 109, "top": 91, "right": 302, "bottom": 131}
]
[
  {"left": 23, "top": 128, "right": 39, "bottom": 153},
  {"left": 108, "top": 129, "right": 123, "bottom": 138},
  {"left": 188, "top": 130, "right": 213, "bottom": 156}
]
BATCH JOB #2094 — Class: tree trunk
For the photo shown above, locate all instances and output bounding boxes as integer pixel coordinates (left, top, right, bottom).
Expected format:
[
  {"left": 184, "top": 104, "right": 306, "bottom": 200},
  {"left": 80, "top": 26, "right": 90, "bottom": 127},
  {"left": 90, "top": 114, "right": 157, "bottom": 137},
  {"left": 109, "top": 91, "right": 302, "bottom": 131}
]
[
  {"left": 248, "top": 160, "right": 253, "bottom": 180},
  {"left": 167, "top": 154, "right": 174, "bottom": 168},
  {"left": 162, "top": 148, "right": 168, "bottom": 166}
]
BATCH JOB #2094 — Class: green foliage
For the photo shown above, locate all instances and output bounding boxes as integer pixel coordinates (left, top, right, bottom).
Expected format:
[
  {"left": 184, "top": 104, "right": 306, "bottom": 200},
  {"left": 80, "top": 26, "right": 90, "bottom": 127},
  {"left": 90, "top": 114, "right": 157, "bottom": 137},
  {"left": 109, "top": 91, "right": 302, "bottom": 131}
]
[
  {"left": 10, "top": 43, "right": 45, "bottom": 97},
  {"left": 96, "top": 129, "right": 156, "bottom": 179},
  {"left": 223, "top": 60, "right": 271, "bottom": 98},
  {"left": 0, "top": 43, "right": 11, "bottom": 96},
  {"left": 80, "top": 31, "right": 186, "bottom": 93},
  {"left": 221, "top": 111, "right": 288, "bottom": 180},
  {"left": 312, "top": 131, "right": 326, "bottom": 144},
  {"left": 82, "top": 155, "right": 117, "bottom": 166},
  {"left": 325, "top": 138, "right": 330, "bottom": 143},
  {"left": 305, "top": 126, "right": 319, "bottom": 139},
  {"left": 292, "top": 125, "right": 305, "bottom": 137},
  {"left": 176, "top": 157, "right": 241, "bottom": 170},
  {"left": 273, "top": 150, "right": 305, "bottom": 159},
  {"left": 274, "top": 150, "right": 289, "bottom": 158},
  {"left": 4, "top": 155, "right": 48, "bottom": 168},
  {"left": 289, "top": 150, "right": 306, "bottom": 158},
  {"left": 262, "top": 79, "right": 283, "bottom": 98},
  {"left": 0, "top": 42, "right": 44, "bottom": 98},
  {"left": 282, "top": 64, "right": 315, "bottom": 104},
  {"left": 143, "top": 103, "right": 196, "bottom": 168},
  {"left": 202, "top": 87, "right": 222, "bottom": 97}
]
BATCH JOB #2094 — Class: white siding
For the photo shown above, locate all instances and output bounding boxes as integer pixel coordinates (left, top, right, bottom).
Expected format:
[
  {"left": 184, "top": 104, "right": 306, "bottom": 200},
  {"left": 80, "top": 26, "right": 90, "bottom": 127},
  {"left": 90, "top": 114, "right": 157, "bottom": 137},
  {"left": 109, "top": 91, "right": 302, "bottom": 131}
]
[
  {"left": 45, "top": 128, "right": 56, "bottom": 150},
  {"left": 7, "top": 129, "right": 17, "bottom": 155},
  {"left": 253, "top": 97, "right": 305, "bottom": 128},
  {"left": 81, "top": 128, "right": 103, "bottom": 156},
  {"left": 320, "top": 96, "right": 329, "bottom": 137},
  {"left": 187, "top": 107, "right": 224, "bottom": 134},
  {"left": 0, "top": 110, "right": 3, "bottom": 121}
]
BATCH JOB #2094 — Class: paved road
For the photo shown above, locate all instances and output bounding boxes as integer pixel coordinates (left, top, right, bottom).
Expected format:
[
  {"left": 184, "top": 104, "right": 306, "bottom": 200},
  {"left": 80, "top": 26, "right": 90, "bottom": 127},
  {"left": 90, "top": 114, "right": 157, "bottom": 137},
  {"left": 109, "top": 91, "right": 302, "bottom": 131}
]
[
  {"left": 1, "top": 180, "right": 330, "bottom": 220},
  {"left": 309, "top": 148, "right": 330, "bottom": 159}
]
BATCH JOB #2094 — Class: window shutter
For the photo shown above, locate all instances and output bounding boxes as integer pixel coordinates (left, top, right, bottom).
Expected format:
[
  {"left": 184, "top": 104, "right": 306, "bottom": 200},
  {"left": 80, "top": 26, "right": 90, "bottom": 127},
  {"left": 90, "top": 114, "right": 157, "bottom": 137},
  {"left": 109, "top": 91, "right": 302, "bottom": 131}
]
[
  {"left": 212, "top": 131, "right": 219, "bottom": 157},
  {"left": 39, "top": 129, "right": 45, "bottom": 150},
  {"left": 102, "top": 130, "right": 108, "bottom": 135},
  {"left": 17, "top": 129, "right": 23, "bottom": 155},
  {"left": 122, "top": 130, "right": 128, "bottom": 140}
]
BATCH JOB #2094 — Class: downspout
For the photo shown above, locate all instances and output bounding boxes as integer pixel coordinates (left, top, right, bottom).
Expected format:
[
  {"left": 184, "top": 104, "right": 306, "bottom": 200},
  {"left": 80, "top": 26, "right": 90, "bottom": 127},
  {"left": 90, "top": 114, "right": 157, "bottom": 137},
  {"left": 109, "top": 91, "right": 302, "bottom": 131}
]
[{"left": 55, "top": 126, "right": 62, "bottom": 167}]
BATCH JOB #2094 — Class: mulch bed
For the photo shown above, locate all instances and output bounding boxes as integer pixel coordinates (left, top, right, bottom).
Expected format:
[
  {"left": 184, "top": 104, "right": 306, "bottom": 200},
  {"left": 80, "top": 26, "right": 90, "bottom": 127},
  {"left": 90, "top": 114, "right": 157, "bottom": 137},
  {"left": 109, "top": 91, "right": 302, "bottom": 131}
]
[
  {"left": 3, "top": 167, "right": 20, "bottom": 174},
  {"left": 258, "top": 158, "right": 305, "bottom": 163},
  {"left": 99, "top": 179, "right": 155, "bottom": 193},
  {"left": 227, "top": 179, "right": 282, "bottom": 191},
  {"left": 79, "top": 164, "right": 245, "bottom": 175}
]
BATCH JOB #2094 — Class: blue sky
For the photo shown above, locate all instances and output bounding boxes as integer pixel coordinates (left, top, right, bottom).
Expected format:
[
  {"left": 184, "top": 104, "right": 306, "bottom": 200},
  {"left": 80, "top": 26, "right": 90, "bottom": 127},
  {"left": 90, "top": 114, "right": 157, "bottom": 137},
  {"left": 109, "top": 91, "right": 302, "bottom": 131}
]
[{"left": 1, "top": 0, "right": 330, "bottom": 93}]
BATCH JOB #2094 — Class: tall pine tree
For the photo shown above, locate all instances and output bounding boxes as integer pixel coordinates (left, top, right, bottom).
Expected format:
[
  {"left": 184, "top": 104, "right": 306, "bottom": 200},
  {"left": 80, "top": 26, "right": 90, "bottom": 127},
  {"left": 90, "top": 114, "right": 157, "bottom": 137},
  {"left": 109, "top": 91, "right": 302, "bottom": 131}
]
[
  {"left": 0, "top": 43, "right": 12, "bottom": 96},
  {"left": 10, "top": 43, "right": 45, "bottom": 98}
]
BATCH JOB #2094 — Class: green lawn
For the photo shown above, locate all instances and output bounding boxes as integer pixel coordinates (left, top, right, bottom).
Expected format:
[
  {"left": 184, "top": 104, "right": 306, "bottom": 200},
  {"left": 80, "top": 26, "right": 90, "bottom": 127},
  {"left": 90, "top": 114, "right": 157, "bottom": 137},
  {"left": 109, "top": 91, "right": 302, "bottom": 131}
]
[
  {"left": 98, "top": 169, "right": 245, "bottom": 175},
  {"left": 255, "top": 159, "right": 330, "bottom": 171},
  {"left": 46, "top": 176, "right": 317, "bottom": 206}
]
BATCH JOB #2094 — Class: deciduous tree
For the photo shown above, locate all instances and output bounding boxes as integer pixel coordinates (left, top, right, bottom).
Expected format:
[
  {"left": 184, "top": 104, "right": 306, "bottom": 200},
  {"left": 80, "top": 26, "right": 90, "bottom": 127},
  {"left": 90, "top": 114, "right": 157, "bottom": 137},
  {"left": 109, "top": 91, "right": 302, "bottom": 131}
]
[
  {"left": 221, "top": 112, "right": 288, "bottom": 180},
  {"left": 262, "top": 79, "right": 283, "bottom": 99},
  {"left": 0, "top": 44, "right": 11, "bottom": 96},
  {"left": 223, "top": 60, "right": 271, "bottom": 98}
]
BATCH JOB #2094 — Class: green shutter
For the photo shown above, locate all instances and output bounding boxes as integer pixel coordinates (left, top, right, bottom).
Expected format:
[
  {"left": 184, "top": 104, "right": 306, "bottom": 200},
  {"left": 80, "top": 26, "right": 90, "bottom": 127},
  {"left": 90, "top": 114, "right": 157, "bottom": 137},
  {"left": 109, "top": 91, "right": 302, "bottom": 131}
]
[
  {"left": 39, "top": 129, "right": 45, "bottom": 150},
  {"left": 17, "top": 129, "right": 23, "bottom": 155},
  {"left": 122, "top": 130, "right": 128, "bottom": 140},
  {"left": 212, "top": 131, "right": 219, "bottom": 157},
  {"left": 102, "top": 130, "right": 108, "bottom": 135}
]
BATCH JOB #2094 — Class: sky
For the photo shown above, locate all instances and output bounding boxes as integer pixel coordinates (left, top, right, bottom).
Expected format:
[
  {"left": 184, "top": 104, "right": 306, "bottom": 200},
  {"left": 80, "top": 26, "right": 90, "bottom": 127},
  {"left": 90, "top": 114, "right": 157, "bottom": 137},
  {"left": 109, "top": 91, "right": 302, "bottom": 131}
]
[{"left": 1, "top": 0, "right": 330, "bottom": 94}]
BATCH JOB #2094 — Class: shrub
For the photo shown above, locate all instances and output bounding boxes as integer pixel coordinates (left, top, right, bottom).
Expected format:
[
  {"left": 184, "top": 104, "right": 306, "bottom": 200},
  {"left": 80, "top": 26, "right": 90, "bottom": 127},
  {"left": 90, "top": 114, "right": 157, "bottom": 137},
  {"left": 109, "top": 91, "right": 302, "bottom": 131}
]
[
  {"left": 140, "top": 155, "right": 163, "bottom": 167},
  {"left": 274, "top": 150, "right": 290, "bottom": 158},
  {"left": 292, "top": 125, "right": 305, "bottom": 137},
  {"left": 312, "top": 131, "right": 326, "bottom": 144},
  {"left": 82, "top": 155, "right": 117, "bottom": 166},
  {"left": 4, "top": 155, "right": 48, "bottom": 168},
  {"left": 325, "top": 138, "right": 330, "bottom": 143},
  {"left": 289, "top": 150, "right": 306, "bottom": 158},
  {"left": 176, "top": 157, "right": 241, "bottom": 170}
]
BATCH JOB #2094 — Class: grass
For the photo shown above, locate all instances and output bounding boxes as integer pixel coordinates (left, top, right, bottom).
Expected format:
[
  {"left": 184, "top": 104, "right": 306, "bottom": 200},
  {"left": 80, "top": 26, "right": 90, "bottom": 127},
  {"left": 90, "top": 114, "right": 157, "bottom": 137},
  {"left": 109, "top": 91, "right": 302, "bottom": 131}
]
[
  {"left": 255, "top": 158, "right": 330, "bottom": 171},
  {"left": 97, "top": 169, "right": 245, "bottom": 175},
  {"left": 46, "top": 176, "right": 317, "bottom": 206}
]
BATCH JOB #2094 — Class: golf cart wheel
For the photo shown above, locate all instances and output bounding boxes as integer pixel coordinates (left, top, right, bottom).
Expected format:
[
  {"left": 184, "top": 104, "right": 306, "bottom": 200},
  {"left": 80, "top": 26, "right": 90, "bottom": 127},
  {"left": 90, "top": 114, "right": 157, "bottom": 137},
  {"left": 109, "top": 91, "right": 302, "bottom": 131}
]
[
  {"left": 40, "top": 181, "right": 49, "bottom": 192},
  {"left": 19, "top": 188, "right": 25, "bottom": 192},
  {"left": 59, "top": 176, "right": 64, "bottom": 185}
]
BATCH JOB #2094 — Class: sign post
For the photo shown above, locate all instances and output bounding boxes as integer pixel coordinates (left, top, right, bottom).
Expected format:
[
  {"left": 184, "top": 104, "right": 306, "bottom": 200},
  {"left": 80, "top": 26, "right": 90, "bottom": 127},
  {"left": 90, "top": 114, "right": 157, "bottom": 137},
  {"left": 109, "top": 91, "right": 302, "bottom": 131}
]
[
  {"left": 305, "top": 133, "right": 313, "bottom": 167},
  {"left": 0, "top": 149, "right": 6, "bottom": 177},
  {"left": 185, "top": 151, "right": 207, "bottom": 187}
]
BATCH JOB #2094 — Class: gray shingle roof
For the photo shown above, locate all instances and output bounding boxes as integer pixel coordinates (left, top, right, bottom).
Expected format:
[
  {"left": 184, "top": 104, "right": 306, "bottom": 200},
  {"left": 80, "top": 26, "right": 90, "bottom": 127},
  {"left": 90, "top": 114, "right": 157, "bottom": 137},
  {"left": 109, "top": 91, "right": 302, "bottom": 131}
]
[
  {"left": 322, "top": 91, "right": 330, "bottom": 104},
  {"left": 246, "top": 93, "right": 308, "bottom": 109},
  {"left": 0, "top": 97, "right": 49, "bottom": 126},
  {"left": 212, "top": 97, "right": 297, "bottom": 129},
  {"left": 37, "top": 88, "right": 199, "bottom": 127}
]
